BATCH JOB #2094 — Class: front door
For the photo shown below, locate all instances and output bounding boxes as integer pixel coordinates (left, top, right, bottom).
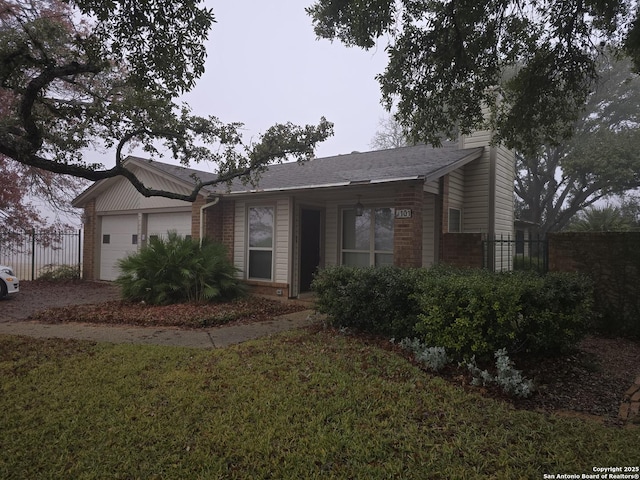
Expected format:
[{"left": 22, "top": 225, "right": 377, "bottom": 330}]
[{"left": 299, "top": 208, "right": 321, "bottom": 292}]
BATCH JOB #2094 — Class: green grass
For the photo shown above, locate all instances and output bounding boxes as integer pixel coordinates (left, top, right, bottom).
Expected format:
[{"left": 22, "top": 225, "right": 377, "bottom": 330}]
[{"left": 1, "top": 331, "right": 638, "bottom": 479}]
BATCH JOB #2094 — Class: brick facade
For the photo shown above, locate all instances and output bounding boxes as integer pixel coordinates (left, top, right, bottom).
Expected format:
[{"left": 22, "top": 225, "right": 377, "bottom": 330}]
[
  {"left": 441, "top": 232, "right": 484, "bottom": 268},
  {"left": 393, "top": 184, "right": 423, "bottom": 268},
  {"left": 82, "top": 199, "right": 97, "bottom": 280},
  {"left": 190, "top": 196, "right": 207, "bottom": 240},
  {"left": 202, "top": 199, "right": 235, "bottom": 261},
  {"left": 548, "top": 232, "right": 640, "bottom": 337},
  {"left": 547, "top": 232, "right": 584, "bottom": 272}
]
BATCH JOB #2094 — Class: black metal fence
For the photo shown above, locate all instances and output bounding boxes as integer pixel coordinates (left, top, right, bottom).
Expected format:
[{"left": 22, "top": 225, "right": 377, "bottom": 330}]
[
  {"left": 0, "top": 229, "right": 82, "bottom": 280},
  {"left": 483, "top": 235, "right": 548, "bottom": 273}
]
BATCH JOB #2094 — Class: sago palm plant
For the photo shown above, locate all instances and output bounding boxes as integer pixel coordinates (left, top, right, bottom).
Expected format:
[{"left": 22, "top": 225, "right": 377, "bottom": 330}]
[{"left": 116, "top": 231, "right": 245, "bottom": 305}]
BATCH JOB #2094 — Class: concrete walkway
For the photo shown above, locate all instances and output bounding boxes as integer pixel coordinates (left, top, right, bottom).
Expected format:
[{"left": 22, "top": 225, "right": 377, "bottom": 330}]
[{"left": 0, "top": 310, "right": 321, "bottom": 348}]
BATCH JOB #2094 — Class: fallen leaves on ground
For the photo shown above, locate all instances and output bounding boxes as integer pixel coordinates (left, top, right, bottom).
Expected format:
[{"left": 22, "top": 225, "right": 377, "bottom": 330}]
[{"left": 28, "top": 296, "right": 308, "bottom": 329}]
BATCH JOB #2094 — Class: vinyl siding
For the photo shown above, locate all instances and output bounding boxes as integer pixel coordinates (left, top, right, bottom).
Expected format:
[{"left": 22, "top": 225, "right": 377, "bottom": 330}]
[
  {"left": 95, "top": 176, "right": 140, "bottom": 212},
  {"left": 274, "top": 198, "right": 290, "bottom": 284},
  {"left": 462, "top": 151, "right": 491, "bottom": 233},
  {"left": 233, "top": 200, "right": 245, "bottom": 276},
  {"left": 494, "top": 145, "right": 515, "bottom": 236},
  {"left": 493, "top": 145, "right": 516, "bottom": 270},
  {"left": 459, "top": 128, "right": 492, "bottom": 149},
  {"left": 448, "top": 168, "right": 464, "bottom": 207},
  {"left": 324, "top": 200, "right": 340, "bottom": 267},
  {"left": 422, "top": 194, "right": 437, "bottom": 266},
  {"left": 95, "top": 167, "right": 192, "bottom": 212}
]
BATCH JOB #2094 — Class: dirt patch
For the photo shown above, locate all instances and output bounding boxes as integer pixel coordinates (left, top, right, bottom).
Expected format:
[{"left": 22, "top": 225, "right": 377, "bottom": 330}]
[
  {"left": 1, "top": 280, "right": 120, "bottom": 322},
  {"left": 513, "top": 336, "right": 640, "bottom": 419}
]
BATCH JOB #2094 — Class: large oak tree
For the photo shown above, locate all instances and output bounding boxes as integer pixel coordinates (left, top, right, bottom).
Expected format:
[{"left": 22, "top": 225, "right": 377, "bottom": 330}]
[
  {"left": 516, "top": 55, "right": 640, "bottom": 235},
  {"left": 307, "top": 0, "right": 639, "bottom": 155},
  {"left": 0, "top": 0, "right": 333, "bottom": 204}
]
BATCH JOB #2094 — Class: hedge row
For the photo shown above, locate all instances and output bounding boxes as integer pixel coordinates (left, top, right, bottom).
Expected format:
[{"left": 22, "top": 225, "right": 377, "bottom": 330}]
[{"left": 312, "top": 266, "right": 594, "bottom": 361}]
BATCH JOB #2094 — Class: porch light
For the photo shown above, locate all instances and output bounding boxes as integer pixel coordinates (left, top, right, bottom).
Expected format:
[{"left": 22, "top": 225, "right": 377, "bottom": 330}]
[{"left": 355, "top": 195, "right": 364, "bottom": 217}]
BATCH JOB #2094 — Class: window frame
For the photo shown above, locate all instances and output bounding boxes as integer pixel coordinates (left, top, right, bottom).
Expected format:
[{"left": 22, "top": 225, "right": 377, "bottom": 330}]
[
  {"left": 341, "top": 206, "right": 394, "bottom": 267},
  {"left": 448, "top": 207, "right": 462, "bottom": 233},
  {"left": 247, "top": 205, "right": 275, "bottom": 281}
]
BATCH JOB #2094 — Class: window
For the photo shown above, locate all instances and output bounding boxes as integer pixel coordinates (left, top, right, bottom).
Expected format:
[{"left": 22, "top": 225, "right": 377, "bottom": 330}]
[
  {"left": 102, "top": 234, "right": 110, "bottom": 244},
  {"left": 248, "top": 206, "right": 274, "bottom": 280},
  {"left": 342, "top": 207, "right": 394, "bottom": 266},
  {"left": 132, "top": 234, "right": 138, "bottom": 245},
  {"left": 449, "top": 208, "right": 461, "bottom": 233}
]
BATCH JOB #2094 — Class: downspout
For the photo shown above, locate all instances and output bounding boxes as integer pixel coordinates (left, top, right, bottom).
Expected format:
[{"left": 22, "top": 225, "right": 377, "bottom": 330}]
[{"left": 199, "top": 196, "right": 220, "bottom": 247}]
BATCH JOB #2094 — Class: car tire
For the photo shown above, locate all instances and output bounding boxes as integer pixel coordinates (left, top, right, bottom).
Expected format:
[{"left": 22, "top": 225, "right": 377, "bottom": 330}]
[{"left": 0, "top": 281, "right": 7, "bottom": 299}]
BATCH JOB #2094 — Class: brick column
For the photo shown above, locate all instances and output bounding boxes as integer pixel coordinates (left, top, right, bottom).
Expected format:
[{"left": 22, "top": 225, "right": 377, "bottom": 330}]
[
  {"left": 221, "top": 200, "right": 235, "bottom": 262},
  {"left": 393, "top": 184, "right": 423, "bottom": 268},
  {"left": 202, "top": 199, "right": 235, "bottom": 261},
  {"left": 82, "top": 198, "right": 97, "bottom": 280},
  {"left": 440, "top": 175, "right": 450, "bottom": 234}
]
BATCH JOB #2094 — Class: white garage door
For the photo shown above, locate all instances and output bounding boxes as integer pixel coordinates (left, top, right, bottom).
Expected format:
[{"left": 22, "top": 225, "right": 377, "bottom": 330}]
[
  {"left": 100, "top": 215, "right": 139, "bottom": 281},
  {"left": 147, "top": 212, "right": 192, "bottom": 239}
]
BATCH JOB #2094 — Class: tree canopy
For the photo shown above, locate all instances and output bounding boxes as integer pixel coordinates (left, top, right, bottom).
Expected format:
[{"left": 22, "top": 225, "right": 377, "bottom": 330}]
[
  {"left": 369, "top": 115, "right": 411, "bottom": 150},
  {"left": 307, "top": 0, "right": 639, "bottom": 154},
  {"left": 0, "top": 0, "right": 333, "bottom": 202},
  {"left": 516, "top": 55, "right": 640, "bottom": 234},
  {"left": 0, "top": 155, "right": 84, "bottom": 231}
]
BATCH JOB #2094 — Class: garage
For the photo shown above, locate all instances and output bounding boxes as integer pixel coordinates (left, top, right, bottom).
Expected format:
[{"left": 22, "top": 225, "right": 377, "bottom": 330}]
[
  {"left": 147, "top": 212, "right": 192, "bottom": 239},
  {"left": 99, "top": 214, "right": 139, "bottom": 281},
  {"left": 72, "top": 157, "right": 214, "bottom": 281}
]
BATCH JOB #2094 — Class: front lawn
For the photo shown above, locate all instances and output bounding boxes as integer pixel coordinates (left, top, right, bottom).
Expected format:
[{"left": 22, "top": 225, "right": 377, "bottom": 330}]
[{"left": 1, "top": 330, "right": 638, "bottom": 479}]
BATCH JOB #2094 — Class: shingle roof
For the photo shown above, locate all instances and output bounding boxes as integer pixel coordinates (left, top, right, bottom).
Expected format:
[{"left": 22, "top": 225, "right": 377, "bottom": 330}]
[
  {"left": 74, "top": 142, "right": 484, "bottom": 205},
  {"left": 146, "top": 141, "right": 483, "bottom": 195},
  {"left": 218, "top": 142, "right": 482, "bottom": 194}
]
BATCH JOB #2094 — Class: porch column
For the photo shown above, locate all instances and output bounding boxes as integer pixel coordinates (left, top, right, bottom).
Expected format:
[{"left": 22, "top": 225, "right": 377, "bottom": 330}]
[{"left": 393, "top": 184, "right": 423, "bottom": 268}]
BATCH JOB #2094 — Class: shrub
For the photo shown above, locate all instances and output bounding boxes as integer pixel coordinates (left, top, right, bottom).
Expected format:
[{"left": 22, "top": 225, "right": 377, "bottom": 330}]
[
  {"left": 397, "top": 338, "right": 450, "bottom": 372},
  {"left": 313, "top": 265, "right": 593, "bottom": 361},
  {"left": 519, "top": 272, "right": 595, "bottom": 353},
  {"left": 311, "top": 266, "right": 426, "bottom": 338},
  {"left": 38, "top": 264, "right": 80, "bottom": 281},
  {"left": 116, "top": 231, "right": 246, "bottom": 305},
  {"left": 466, "top": 349, "right": 535, "bottom": 398},
  {"left": 414, "top": 268, "right": 593, "bottom": 361}
]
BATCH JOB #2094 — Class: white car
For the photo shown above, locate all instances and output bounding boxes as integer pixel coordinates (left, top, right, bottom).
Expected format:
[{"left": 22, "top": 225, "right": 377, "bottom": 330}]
[{"left": 0, "top": 265, "right": 19, "bottom": 299}]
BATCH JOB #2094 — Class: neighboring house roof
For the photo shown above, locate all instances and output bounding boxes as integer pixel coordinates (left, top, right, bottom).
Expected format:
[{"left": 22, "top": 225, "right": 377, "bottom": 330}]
[{"left": 73, "top": 142, "right": 485, "bottom": 205}]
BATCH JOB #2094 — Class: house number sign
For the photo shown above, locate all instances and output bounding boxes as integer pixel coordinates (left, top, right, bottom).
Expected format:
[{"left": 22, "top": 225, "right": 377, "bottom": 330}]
[{"left": 395, "top": 209, "right": 412, "bottom": 219}]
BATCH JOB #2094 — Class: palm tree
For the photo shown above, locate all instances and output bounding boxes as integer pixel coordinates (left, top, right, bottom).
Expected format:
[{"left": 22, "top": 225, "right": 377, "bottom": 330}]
[{"left": 566, "top": 205, "right": 634, "bottom": 232}]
